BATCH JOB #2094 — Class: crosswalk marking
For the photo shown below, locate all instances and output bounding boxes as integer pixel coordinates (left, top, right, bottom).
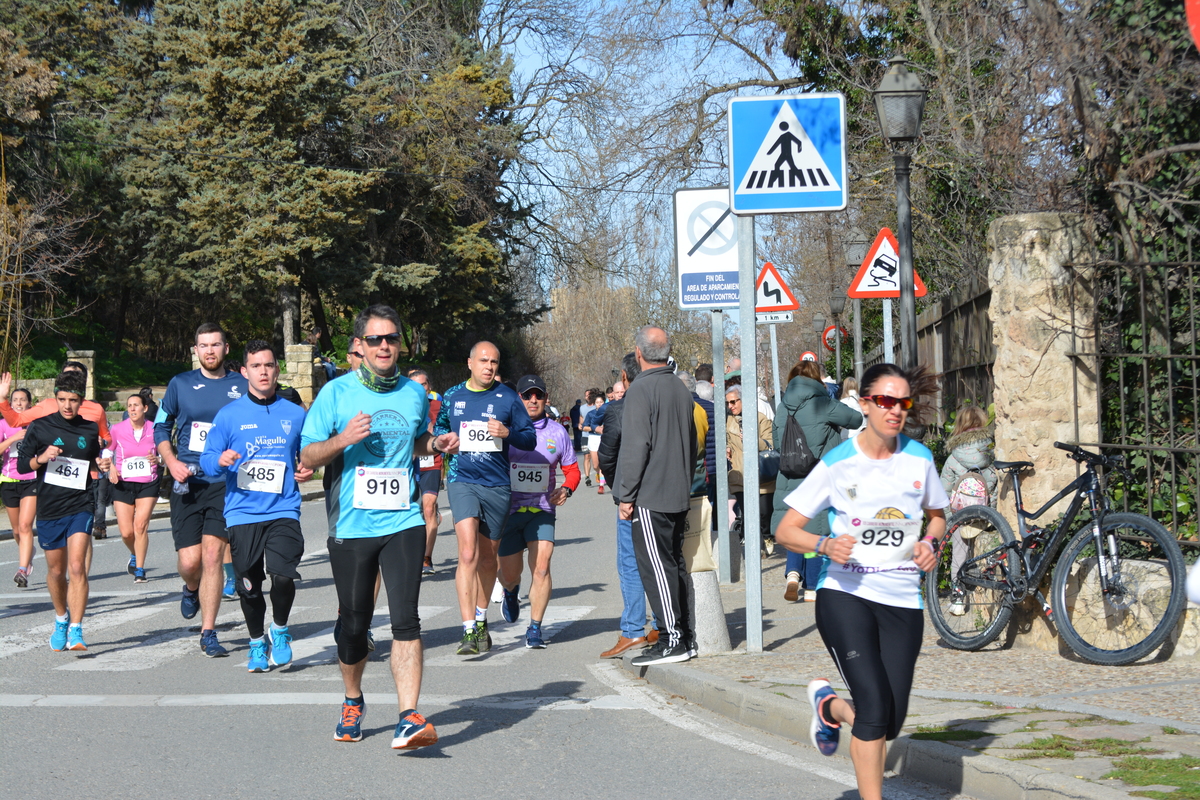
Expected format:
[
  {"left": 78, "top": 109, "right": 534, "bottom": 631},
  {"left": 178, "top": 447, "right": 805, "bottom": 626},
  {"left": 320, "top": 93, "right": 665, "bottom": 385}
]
[
  {"left": 56, "top": 609, "right": 246, "bottom": 672},
  {"left": 0, "top": 604, "right": 171, "bottom": 660},
  {"left": 426, "top": 605, "right": 593, "bottom": 667},
  {"left": 288, "top": 606, "right": 451, "bottom": 667},
  {"left": 0, "top": 690, "right": 648, "bottom": 710}
]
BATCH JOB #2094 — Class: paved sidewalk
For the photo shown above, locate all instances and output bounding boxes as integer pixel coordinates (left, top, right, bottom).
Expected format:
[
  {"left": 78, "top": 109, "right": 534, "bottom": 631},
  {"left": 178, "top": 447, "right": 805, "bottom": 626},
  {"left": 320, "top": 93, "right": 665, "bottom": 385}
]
[{"left": 624, "top": 550, "right": 1200, "bottom": 800}]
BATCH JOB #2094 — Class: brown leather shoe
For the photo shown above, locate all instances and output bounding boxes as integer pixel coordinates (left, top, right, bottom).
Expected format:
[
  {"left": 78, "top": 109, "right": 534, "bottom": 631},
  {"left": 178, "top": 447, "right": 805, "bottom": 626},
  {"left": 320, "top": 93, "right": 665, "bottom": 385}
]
[
  {"left": 600, "top": 635, "right": 646, "bottom": 658},
  {"left": 645, "top": 629, "right": 659, "bottom": 645}
]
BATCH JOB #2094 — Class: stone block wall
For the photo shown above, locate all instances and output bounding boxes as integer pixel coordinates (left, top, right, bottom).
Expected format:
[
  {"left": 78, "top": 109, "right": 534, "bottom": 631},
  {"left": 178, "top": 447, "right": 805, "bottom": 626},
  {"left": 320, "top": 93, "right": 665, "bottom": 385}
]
[
  {"left": 283, "top": 344, "right": 327, "bottom": 406},
  {"left": 988, "top": 213, "right": 1099, "bottom": 527}
]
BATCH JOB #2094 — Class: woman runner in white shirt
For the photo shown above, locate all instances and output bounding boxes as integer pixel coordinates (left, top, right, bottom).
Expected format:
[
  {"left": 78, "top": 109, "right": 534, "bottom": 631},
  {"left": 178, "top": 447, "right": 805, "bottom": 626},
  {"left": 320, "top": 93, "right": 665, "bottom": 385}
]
[{"left": 775, "top": 363, "right": 949, "bottom": 800}]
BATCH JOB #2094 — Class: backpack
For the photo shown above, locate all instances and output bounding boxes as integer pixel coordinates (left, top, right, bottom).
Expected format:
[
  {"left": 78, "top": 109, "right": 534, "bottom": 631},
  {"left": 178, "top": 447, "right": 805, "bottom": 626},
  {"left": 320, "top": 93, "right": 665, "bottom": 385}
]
[
  {"left": 949, "top": 471, "right": 990, "bottom": 513},
  {"left": 778, "top": 401, "right": 819, "bottom": 480}
]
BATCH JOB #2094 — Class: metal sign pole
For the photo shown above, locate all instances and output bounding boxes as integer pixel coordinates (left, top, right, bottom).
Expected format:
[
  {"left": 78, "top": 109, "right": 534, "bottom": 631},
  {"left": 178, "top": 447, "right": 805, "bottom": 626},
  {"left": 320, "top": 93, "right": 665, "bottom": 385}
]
[
  {"left": 736, "top": 214, "right": 763, "bottom": 653},
  {"left": 853, "top": 299, "right": 864, "bottom": 379},
  {"left": 883, "top": 298, "right": 894, "bottom": 364},
  {"left": 769, "top": 324, "right": 781, "bottom": 407},
  {"left": 712, "top": 310, "right": 735, "bottom": 585}
]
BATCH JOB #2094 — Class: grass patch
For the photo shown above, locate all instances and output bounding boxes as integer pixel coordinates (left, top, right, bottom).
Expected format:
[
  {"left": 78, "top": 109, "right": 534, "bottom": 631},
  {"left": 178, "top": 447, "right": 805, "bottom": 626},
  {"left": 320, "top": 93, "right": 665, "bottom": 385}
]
[
  {"left": 912, "top": 724, "right": 990, "bottom": 742},
  {"left": 1066, "top": 715, "right": 1132, "bottom": 727},
  {"left": 1103, "top": 754, "right": 1200, "bottom": 799},
  {"left": 1163, "top": 727, "right": 1183, "bottom": 735},
  {"left": 1013, "top": 735, "right": 1163, "bottom": 760}
]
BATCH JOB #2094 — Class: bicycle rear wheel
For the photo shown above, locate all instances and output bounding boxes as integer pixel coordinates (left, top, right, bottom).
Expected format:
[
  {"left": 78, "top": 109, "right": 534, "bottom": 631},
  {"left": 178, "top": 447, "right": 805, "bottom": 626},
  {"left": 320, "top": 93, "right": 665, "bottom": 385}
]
[
  {"left": 1051, "top": 512, "right": 1187, "bottom": 666},
  {"left": 926, "top": 505, "right": 1018, "bottom": 650}
]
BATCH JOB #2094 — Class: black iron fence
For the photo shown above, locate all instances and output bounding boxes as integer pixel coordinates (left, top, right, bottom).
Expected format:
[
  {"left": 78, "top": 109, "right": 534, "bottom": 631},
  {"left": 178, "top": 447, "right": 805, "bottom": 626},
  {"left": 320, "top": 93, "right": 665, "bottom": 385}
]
[{"left": 1067, "top": 260, "right": 1200, "bottom": 544}]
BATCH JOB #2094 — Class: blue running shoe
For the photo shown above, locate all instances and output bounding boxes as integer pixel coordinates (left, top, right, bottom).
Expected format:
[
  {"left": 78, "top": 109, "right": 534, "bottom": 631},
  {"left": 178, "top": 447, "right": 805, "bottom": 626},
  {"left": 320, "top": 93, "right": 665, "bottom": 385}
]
[
  {"left": 268, "top": 626, "right": 293, "bottom": 667},
  {"left": 200, "top": 629, "right": 228, "bottom": 658},
  {"left": 222, "top": 576, "right": 237, "bottom": 599},
  {"left": 133, "top": 567, "right": 147, "bottom": 583},
  {"left": 334, "top": 697, "right": 365, "bottom": 742},
  {"left": 50, "top": 619, "right": 69, "bottom": 651},
  {"left": 127, "top": 554, "right": 137, "bottom": 575},
  {"left": 391, "top": 709, "right": 438, "bottom": 750},
  {"left": 501, "top": 585, "right": 519, "bottom": 624},
  {"left": 525, "top": 625, "right": 546, "bottom": 649},
  {"left": 180, "top": 585, "right": 200, "bottom": 620},
  {"left": 247, "top": 639, "right": 269, "bottom": 672},
  {"left": 807, "top": 678, "right": 841, "bottom": 756},
  {"left": 67, "top": 625, "right": 87, "bottom": 651}
]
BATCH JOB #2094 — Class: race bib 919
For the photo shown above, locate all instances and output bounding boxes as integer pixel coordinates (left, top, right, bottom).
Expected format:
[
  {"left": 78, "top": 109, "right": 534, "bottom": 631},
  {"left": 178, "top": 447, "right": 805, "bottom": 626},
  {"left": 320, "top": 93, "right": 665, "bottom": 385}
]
[
  {"left": 353, "top": 466, "right": 410, "bottom": 510},
  {"left": 848, "top": 517, "right": 922, "bottom": 567}
]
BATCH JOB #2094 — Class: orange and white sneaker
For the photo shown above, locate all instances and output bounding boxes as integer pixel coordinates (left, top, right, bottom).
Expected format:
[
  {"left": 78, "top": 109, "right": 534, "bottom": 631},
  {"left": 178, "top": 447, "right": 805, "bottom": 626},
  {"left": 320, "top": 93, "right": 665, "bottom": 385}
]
[{"left": 392, "top": 709, "right": 438, "bottom": 750}]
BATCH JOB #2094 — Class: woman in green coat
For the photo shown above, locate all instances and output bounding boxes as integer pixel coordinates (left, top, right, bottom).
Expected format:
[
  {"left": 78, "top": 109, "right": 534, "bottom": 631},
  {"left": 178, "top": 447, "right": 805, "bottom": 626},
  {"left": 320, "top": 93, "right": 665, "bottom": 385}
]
[{"left": 772, "top": 361, "right": 863, "bottom": 601}]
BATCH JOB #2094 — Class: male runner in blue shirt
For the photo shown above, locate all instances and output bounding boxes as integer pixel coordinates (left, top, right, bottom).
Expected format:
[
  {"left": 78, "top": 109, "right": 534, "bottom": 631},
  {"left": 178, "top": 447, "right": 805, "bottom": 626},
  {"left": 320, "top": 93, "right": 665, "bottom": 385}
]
[
  {"left": 435, "top": 341, "right": 536, "bottom": 657},
  {"left": 155, "top": 322, "right": 246, "bottom": 658},
  {"left": 201, "top": 340, "right": 313, "bottom": 673}
]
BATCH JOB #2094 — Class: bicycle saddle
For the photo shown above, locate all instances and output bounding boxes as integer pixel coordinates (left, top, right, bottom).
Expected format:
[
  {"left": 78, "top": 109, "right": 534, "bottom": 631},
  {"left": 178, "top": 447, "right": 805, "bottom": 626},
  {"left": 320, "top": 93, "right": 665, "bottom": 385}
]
[{"left": 993, "top": 459, "right": 1033, "bottom": 471}]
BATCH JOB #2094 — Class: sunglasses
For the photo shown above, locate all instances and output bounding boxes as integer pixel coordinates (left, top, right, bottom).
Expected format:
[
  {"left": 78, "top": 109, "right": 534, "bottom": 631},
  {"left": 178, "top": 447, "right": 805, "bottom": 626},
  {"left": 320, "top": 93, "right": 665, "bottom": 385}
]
[
  {"left": 726, "top": 399, "right": 740, "bottom": 406},
  {"left": 865, "top": 394, "right": 914, "bottom": 410},
  {"left": 520, "top": 389, "right": 546, "bottom": 400},
  {"left": 361, "top": 334, "right": 401, "bottom": 347}
]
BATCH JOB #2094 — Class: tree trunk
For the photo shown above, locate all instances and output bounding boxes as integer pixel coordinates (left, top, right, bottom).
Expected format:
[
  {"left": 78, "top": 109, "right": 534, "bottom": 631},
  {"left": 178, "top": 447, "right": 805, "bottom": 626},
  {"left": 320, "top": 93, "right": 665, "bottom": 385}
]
[
  {"left": 276, "top": 281, "right": 300, "bottom": 351},
  {"left": 113, "top": 284, "right": 130, "bottom": 358},
  {"left": 305, "top": 280, "right": 334, "bottom": 355}
]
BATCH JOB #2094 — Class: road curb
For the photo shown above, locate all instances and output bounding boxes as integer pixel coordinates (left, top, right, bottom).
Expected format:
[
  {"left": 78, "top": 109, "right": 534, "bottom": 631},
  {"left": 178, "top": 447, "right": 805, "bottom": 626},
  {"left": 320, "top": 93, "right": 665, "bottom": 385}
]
[
  {"left": 0, "top": 489, "right": 326, "bottom": 542},
  {"left": 620, "top": 658, "right": 1136, "bottom": 800}
]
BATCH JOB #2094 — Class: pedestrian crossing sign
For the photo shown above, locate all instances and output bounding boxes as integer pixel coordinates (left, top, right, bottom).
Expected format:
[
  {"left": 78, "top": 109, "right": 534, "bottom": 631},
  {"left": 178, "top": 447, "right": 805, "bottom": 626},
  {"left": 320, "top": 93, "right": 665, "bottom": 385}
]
[{"left": 728, "top": 93, "right": 848, "bottom": 214}]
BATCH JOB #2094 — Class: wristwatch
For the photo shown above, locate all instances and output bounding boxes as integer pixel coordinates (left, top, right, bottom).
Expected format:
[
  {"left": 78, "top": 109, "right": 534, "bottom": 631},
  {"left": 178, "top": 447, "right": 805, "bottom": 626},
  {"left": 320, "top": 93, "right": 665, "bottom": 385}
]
[{"left": 564, "top": 486, "right": 574, "bottom": 498}]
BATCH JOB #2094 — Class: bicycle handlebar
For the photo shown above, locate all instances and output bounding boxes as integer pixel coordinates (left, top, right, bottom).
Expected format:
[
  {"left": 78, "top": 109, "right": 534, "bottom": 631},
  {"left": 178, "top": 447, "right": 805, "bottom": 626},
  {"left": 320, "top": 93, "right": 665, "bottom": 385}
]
[{"left": 1053, "top": 441, "right": 1126, "bottom": 473}]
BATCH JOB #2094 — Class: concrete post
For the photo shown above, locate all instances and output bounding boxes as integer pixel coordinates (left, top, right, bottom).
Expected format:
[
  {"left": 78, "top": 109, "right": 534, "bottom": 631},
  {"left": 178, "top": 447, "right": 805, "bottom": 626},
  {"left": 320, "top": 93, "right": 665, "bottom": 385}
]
[{"left": 66, "top": 350, "right": 96, "bottom": 400}]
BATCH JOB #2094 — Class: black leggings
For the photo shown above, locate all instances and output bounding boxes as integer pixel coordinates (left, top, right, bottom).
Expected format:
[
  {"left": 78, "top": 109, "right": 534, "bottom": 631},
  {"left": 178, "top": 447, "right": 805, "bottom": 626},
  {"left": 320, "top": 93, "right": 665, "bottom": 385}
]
[
  {"left": 240, "top": 576, "right": 295, "bottom": 640},
  {"left": 814, "top": 588, "right": 923, "bottom": 742},
  {"left": 328, "top": 528, "right": 424, "bottom": 665}
]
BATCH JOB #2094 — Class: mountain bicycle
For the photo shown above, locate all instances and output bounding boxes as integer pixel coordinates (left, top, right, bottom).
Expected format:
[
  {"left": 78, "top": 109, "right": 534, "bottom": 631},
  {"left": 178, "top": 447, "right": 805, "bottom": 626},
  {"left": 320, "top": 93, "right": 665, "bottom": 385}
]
[{"left": 926, "top": 442, "right": 1188, "bottom": 666}]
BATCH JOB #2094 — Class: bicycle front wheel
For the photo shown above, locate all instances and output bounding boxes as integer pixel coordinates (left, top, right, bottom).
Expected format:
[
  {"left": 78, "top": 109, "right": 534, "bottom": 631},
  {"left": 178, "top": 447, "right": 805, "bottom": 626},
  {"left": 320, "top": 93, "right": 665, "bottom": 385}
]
[
  {"left": 926, "top": 505, "right": 1018, "bottom": 650},
  {"left": 1051, "top": 512, "right": 1188, "bottom": 666}
]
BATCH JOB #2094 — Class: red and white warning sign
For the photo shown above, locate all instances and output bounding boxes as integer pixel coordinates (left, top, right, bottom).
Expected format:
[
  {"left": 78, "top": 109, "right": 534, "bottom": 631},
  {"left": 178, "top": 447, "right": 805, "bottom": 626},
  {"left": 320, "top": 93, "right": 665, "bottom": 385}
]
[
  {"left": 847, "top": 228, "right": 928, "bottom": 299},
  {"left": 755, "top": 262, "right": 800, "bottom": 312}
]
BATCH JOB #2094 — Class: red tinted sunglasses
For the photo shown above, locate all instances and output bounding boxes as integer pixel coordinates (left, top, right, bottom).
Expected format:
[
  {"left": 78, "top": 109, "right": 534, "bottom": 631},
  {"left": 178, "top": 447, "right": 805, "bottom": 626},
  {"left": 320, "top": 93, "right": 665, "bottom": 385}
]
[{"left": 865, "top": 394, "right": 914, "bottom": 410}]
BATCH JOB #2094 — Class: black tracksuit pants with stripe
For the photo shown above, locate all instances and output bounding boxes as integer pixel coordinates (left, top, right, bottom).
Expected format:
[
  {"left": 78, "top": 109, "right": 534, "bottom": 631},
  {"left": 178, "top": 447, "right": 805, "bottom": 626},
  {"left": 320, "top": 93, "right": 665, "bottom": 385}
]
[{"left": 632, "top": 506, "right": 694, "bottom": 650}]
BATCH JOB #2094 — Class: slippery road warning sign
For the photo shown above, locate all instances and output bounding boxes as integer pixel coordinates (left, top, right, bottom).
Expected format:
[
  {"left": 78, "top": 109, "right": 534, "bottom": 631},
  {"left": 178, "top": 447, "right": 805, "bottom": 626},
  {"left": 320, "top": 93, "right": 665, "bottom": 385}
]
[{"left": 847, "top": 228, "right": 928, "bottom": 299}]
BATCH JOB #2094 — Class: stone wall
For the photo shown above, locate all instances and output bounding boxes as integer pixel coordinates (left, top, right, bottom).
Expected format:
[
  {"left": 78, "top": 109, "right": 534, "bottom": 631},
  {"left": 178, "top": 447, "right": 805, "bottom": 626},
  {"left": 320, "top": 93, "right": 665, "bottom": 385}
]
[
  {"left": 283, "top": 344, "right": 327, "bottom": 406},
  {"left": 988, "top": 213, "right": 1099, "bottom": 528},
  {"left": 987, "top": 212, "right": 1197, "bottom": 659}
]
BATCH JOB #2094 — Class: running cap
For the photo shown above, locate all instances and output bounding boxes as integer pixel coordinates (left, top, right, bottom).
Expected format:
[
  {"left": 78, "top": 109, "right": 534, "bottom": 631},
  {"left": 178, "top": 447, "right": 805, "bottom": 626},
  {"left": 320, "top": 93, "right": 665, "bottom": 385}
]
[{"left": 515, "top": 374, "right": 546, "bottom": 394}]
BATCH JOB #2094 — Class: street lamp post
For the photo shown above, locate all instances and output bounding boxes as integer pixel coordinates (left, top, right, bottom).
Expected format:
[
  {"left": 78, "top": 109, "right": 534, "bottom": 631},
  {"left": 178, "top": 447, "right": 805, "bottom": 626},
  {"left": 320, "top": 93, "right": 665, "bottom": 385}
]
[
  {"left": 812, "top": 314, "right": 826, "bottom": 365},
  {"left": 874, "top": 56, "right": 927, "bottom": 371},
  {"left": 843, "top": 229, "right": 869, "bottom": 379},
  {"left": 829, "top": 292, "right": 847, "bottom": 384}
]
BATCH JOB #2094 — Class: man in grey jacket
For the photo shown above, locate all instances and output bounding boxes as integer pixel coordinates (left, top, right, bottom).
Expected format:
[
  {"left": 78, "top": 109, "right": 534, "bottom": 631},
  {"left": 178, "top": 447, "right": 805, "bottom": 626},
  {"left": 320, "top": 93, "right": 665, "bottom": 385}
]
[{"left": 617, "top": 326, "right": 697, "bottom": 665}]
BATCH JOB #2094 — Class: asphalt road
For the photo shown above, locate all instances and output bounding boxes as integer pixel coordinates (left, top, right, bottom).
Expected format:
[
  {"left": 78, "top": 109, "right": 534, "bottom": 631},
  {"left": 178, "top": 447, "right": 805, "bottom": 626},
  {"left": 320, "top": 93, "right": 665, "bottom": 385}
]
[{"left": 0, "top": 487, "right": 975, "bottom": 800}]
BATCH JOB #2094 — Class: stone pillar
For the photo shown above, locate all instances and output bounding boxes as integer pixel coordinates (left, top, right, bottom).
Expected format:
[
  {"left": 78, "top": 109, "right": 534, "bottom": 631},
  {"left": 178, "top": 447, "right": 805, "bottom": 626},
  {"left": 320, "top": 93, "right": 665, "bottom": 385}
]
[
  {"left": 988, "top": 213, "right": 1100, "bottom": 654},
  {"left": 66, "top": 350, "right": 96, "bottom": 400},
  {"left": 284, "top": 344, "right": 326, "bottom": 406},
  {"left": 988, "top": 213, "right": 1099, "bottom": 528}
]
